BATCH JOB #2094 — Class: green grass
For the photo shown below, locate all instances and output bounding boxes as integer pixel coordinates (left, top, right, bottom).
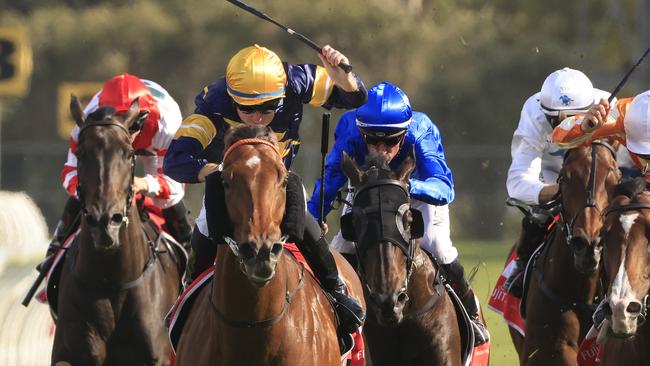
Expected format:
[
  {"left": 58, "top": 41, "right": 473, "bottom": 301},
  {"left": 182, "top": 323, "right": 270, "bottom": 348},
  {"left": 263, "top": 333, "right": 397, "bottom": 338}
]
[{"left": 456, "top": 240, "right": 519, "bottom": 366}]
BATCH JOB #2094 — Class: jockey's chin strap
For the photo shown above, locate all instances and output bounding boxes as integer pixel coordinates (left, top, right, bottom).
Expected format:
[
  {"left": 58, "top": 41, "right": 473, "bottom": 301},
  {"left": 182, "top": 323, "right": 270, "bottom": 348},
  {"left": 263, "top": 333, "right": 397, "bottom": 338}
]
[{"left": 76, "top": 118, "right": 136, "bottom": 226}]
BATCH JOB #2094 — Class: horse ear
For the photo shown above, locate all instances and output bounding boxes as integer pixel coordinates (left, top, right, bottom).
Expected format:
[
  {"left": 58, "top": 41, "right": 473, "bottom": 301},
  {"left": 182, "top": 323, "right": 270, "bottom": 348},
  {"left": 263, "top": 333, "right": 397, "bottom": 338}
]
[
  {"left": 342, "top": 152, "right": 363, "bottom": 187},
  {"left": 396, "top": 147, "right": 416, "bottom": 182},
  {"left": 70, "top": 94, "right": 85, "bottom": 127},
  {"left": 123, "top": 97, "right": 146, "bottom": 130}
]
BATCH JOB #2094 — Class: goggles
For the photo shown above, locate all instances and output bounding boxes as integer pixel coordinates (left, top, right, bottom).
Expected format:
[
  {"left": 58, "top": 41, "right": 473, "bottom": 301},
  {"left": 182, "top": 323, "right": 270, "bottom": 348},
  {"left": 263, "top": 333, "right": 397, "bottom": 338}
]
[
  {"left": 235, "top": 98, "right": 282, "bottom": 115},
  {"left": 361, "top": 129, "right": 406, "bottom": 147}
]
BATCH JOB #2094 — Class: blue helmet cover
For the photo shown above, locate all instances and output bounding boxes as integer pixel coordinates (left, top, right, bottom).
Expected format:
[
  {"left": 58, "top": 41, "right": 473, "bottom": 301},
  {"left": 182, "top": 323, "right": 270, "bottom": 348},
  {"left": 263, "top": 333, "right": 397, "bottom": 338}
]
[{"left": 356, "top": 82, "right": 412, "bottom": 135}]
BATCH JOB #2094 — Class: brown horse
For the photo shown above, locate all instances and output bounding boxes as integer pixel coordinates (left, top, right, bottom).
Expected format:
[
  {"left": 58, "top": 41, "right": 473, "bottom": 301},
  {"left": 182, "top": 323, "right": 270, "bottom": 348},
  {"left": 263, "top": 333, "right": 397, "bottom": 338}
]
[
  {"left": 52, "top": 97, "right": 181, "bottom": 365},
  {"left": 341, "top": 152, "right": 463, "bottom": 366},
  {"left": 598, "top": 178, "right": 650, "bottom": 365},
  {"left": 173, "top": 126, "right": 364, "bottom": 366},
  {"left": 516, "top": 141, "right": 621, "bottom": 365}
]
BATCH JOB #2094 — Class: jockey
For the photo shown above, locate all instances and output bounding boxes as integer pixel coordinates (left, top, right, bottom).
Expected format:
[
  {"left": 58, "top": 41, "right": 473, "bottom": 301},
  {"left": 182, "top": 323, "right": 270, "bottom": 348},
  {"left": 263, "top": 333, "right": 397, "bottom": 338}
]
[
  {"left": 503, "top": 67, "right": 635, "bottom": 297},
  {"left": 552, "top": 90, "right": 650, "bottom": 176},
  {"left": 163, "top": 44, "right": 368, "bottom": 333},
  {"left": 307, "top": 81, "right": 490, "bottom": 346},
  {"left": 41, "top": 73, "right": 192, "bottom": 267}
]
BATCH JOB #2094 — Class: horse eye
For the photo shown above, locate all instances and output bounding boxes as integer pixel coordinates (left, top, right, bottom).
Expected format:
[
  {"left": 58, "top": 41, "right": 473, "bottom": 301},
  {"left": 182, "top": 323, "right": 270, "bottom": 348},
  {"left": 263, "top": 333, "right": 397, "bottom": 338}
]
[{"left": 111, "top": 213, "right": 124, "bottom": 224}]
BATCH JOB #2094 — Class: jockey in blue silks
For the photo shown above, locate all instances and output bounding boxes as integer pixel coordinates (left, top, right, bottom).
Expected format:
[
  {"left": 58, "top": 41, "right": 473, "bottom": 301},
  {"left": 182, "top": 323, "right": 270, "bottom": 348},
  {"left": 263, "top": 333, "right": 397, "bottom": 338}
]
[{"left": 308, "top": 81, "right": 489, "bottom": 345}]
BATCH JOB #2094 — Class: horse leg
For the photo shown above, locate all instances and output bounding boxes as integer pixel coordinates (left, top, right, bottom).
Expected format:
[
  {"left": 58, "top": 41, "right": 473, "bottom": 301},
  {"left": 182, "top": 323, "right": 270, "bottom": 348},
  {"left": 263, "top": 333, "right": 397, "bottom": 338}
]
[{"left": 509, "top": 326, "right": 525, "bottom": 358}]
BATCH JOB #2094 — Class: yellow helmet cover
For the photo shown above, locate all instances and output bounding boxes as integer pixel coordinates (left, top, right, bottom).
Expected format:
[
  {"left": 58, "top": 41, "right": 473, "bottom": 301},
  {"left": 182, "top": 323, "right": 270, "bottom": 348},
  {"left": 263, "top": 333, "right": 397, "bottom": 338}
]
[{"left": 226, "top": 44, "right": 287, "bottom": 105}]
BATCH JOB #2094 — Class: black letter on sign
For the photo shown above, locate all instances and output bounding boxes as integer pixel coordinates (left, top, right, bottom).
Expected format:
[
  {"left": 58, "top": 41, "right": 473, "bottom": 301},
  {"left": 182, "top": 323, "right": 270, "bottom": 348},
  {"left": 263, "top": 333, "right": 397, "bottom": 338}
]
[{"left": 0, "top": 40, "right": 16, "bottom": 80}]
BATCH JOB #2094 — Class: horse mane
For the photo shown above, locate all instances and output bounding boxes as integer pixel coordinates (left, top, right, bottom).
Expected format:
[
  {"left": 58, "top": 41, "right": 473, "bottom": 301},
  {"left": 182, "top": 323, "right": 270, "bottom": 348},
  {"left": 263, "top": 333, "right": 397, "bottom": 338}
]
[
  {"left": 224, "top": 125, "right": 278, "bottom": 150},
  {"left": 614, "top": 177, "right": 648, "bottom": 200}
]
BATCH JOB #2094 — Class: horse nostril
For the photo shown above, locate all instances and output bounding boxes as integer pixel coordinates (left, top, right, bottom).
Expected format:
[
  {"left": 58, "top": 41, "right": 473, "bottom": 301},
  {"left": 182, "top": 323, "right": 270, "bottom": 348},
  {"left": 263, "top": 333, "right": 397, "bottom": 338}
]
[
  {"left": 270, "top": 243, "right": 284, "bottom": 258},
  {"left": 239, "top": 243, "right": 257, "bottom": 261},
  {"left": 627, "top": 301, "right": 643, "bottom": 315},
  {"left": 396, "top": 291, "right": 409, "bottom": 305},
  {"left": 110, "top": 213, "right": 124, "bottom": 224}
]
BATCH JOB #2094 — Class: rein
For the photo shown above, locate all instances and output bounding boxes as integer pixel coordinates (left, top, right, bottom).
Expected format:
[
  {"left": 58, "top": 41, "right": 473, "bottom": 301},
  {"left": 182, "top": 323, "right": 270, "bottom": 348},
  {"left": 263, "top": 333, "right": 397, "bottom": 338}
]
[{"left": 209, "top": 256, "right": 305, "bottom": 328}]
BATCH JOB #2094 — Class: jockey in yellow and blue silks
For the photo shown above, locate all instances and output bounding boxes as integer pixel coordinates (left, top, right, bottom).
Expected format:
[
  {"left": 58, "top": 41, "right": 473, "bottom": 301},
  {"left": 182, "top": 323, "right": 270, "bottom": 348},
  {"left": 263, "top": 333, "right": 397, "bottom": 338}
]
[
  {"left": 307, "top": 81, "right": 489, "bottom": 345},
  {"left": 163, "top": 44, "right": 367, "bottom": 333}
]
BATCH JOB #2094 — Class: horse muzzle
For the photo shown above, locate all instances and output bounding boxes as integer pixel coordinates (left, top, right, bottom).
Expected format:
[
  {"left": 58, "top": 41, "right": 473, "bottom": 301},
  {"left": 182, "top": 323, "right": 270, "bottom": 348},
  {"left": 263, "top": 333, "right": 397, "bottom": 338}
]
[
  {"left": 239, "top": 242, "right": 284, "bottom": 286},
  {"left": 570, "top": 236, "right": 602, "bottom": 274},
  {"left": 373, "top": 291, "right": 409, "bottom": 327}
]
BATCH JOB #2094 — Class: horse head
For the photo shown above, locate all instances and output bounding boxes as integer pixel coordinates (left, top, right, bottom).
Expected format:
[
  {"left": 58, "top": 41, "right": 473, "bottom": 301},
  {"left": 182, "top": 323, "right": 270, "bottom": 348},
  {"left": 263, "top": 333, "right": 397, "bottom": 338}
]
[
  {"left": 600, "top": 178, "right": 650, "bottom": 340},
  {"left": 559, "top": 140, "right": 621, "bottom": 274},
  {"left": 341, "top": 149, "right": 422, "bottom": 326},
  {"left": 221, "top": 126, "right": 288, "bottom": 286},
  {"left": 71, "top": 95, "right": 146, "bottom": 249}
]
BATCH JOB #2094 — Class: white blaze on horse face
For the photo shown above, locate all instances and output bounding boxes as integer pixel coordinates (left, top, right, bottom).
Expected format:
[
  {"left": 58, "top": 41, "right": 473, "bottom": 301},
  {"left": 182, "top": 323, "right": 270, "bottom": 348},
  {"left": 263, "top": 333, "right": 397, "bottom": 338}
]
[
  {"left": 609, "top": 213, "right": 640, "bottom": 335},
  {"left": 245, "top": 155, "right": 261, "bottom": 168}
]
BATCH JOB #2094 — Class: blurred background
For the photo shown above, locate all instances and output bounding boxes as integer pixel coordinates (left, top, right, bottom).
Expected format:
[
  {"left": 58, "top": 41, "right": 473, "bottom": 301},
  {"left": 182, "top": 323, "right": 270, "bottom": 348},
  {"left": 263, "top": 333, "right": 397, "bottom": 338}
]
[{"left": 1, "top": 0, "right": 649, "bottom": 364}]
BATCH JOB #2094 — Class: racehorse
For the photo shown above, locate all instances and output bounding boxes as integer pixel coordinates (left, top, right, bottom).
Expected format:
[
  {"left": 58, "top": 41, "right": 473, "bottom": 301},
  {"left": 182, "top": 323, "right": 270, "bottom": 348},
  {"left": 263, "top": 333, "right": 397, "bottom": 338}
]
[
  {"left": 598, "top": 178, "right": 650, "bottom": 365},
  {"left": 515, "top": 141, "right": 621, "bottom": 365},
  {"left": 341, "top": 151, "right": 463, "bottom": 366},
  {"left": 52, "top": 96, "right": 182, "bottom": 365},
  {"left": 173, "top": 126, "right": 364, "bottom": 366}
]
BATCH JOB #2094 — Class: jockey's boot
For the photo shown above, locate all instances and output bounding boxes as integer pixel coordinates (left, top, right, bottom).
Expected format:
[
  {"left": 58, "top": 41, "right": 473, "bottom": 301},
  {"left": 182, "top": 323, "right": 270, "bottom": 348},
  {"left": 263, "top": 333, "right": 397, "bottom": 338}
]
[
  {"left": 299, "top": 233, "right": 366, "bottom": 334},
  {"left": 36, "top": 197, "right": 82, "bottom": 273},
  {"left": 504, "top": 215, "right": 549, "bottom": 298},
  {"left": 162, "top": 200, "right": 193, "bottom": 249},
  {"left": 441, "top": 258, "right": 490, "bottom": 346},
  {"left": 185, "top": 228, "right": 217, "bottom": 286}
]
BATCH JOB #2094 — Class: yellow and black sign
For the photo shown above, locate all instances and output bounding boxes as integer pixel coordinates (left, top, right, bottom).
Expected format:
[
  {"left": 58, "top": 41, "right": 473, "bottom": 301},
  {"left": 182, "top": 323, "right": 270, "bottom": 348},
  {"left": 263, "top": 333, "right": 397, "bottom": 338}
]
[
  {"left": 0, "top": 27, "right": 33, "bottom": 97},
  {"left": 57, "top": 82, "right": 103, "bottom": 139}
]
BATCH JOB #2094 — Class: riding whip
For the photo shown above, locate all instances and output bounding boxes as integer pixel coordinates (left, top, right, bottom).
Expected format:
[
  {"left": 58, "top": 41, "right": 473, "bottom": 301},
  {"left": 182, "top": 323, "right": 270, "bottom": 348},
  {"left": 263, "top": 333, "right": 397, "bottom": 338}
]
[
  {"left": 225, "top": 0, "right": 353, "bottom": 73},
  {"left": 21, "top": 213, "right": 81, "bottom": 307},
  {"left": 586, "top": 45, "right": 650, "bottom": 128},
  {"left": 319, "top": 113, "right": 330, "bottom": 227}
]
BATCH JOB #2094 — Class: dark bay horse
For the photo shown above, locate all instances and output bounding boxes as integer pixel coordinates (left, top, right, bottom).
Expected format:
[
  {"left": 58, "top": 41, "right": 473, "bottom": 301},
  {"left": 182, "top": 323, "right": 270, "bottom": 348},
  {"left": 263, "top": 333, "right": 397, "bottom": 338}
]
[
  {"left": 516, "top": 141, "right": 621, "bottom": 365},
  {"left": 341, "top": 151, "right": 462, "bottom": 366},
  {"left": 52, "top": 97, "right": 181, "bottom": 365},
  {"left": 598, "top": 178, "right": 650, "bottom": 365},
  {"left": 173, "top": 126, "right": 364, "bottom": 366}
]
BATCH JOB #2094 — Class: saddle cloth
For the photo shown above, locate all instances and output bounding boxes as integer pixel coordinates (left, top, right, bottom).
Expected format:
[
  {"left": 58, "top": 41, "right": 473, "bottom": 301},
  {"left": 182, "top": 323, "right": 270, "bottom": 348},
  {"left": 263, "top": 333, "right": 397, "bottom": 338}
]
[
  {"left": 577, "top": 323, "right": 603, "bottom": 366},
  {"left": 487, "top": 248, "right": 526, "bottom": 336},
  {"left": 166, "top": 243, "right": 365, "bottom": 366}
]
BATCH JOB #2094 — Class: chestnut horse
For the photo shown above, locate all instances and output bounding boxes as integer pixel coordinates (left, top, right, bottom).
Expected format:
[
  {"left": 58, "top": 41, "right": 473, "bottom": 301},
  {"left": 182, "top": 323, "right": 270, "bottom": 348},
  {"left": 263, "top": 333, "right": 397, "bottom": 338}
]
[
  {"left": 52, "top": 97, "right": 181, "bottom": 365},
  {"left": 173, "top": 126, "right": 364, "bottom": 366},
  {"left": 598, "top": 178, "right": 650, "bottom": 365},
  {"left": 515, "top": 141, "right": 620, "bottom": 365},
  {"left": 341, "top": 152, "right": 463, "bottom": 366}
]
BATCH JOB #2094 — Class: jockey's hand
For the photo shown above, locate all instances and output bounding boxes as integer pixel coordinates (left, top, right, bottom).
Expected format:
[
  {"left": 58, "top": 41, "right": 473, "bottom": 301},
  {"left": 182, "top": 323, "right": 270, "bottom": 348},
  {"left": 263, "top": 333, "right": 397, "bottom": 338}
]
[
  {"left": 538, "top": 183, "right": 559, "bottom": 204},
  {"left": 198, "top": 163, "right": 220, "bottom": 182},
  {"left": 321, "top": 222, "right": 329, "bottom": 234},
  {"left": 318, "top": 45, "right": 358, "bottom": 92},
  {"left": 133, "top": 176, "right": 149, "bottom": 194},
  {"left": 581, "top": 98, "right": 610, "bottom": 133}
]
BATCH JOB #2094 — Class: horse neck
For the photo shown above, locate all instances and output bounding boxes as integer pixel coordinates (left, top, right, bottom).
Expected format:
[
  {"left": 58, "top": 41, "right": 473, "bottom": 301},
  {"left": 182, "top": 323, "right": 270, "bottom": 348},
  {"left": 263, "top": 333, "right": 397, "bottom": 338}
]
[
  {"left": 542, "top": 227, "right": 599, "bottom": 301},
  {"left": 212, "top": 245, "right": 296, "bottom": 324},
  {"left": 405, "top": 247, "right": 438, "bottom": 310},
  {"left": 76, "top": 205, "right": 149, "bottom": 282}
]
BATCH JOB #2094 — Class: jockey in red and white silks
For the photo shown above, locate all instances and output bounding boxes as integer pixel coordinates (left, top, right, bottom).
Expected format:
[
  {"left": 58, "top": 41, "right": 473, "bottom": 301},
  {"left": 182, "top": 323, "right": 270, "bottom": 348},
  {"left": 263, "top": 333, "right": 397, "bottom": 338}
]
[{"left": 61, "top": 74, "right": 184, "bottom": 209}]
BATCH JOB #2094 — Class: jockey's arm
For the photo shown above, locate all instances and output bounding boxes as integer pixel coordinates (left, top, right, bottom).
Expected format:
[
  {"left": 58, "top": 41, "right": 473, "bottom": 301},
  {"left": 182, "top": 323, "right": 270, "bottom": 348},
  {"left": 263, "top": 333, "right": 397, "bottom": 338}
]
[
  {"left": 408, "top": 115, "right": 455, "bottom": 205},
  {"left": 164, "top": 113, "right": 216, "bottom": 184},
  {"left": 138, "top": 153, "right": 184, "bottom": 209}
]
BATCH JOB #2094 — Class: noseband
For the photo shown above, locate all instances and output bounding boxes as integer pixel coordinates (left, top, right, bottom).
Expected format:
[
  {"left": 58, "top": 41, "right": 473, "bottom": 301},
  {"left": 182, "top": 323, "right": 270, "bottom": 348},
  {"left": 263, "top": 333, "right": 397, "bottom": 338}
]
[{"left": 76, "top": 118, "right": 136, "bottom": 225}]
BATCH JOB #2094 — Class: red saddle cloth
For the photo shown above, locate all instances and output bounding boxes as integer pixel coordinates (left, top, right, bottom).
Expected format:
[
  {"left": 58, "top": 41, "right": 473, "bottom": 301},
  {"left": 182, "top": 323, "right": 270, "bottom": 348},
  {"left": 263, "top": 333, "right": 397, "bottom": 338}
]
[
  {"left": 487, "top": 249, "right": 526, "bottom": 336},
  {"left": 167, "top": 243, "right": 365, "bottom": 366},
  {"left": 577, "top": 323, "right": 603, "bottom": 366}
]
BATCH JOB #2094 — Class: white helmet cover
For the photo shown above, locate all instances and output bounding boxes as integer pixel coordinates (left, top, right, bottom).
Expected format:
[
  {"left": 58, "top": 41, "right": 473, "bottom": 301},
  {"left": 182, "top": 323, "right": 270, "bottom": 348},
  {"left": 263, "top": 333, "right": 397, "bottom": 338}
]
[
  {"left": 540, "top": 67, "right": 595, "bottom": 116},
  {"left": 624, "top": 91, "right": 650, "bottom": 155}
]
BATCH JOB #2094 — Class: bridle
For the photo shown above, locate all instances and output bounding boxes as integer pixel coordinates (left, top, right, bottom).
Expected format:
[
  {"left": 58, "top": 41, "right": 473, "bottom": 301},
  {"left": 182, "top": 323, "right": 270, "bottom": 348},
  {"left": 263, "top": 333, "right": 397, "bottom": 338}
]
[
  {"left": 558, "top": 140, "right": 617, "bottom": 250},
  {"left": 76, "top": 118, "right": 136, "bottom": 226}
]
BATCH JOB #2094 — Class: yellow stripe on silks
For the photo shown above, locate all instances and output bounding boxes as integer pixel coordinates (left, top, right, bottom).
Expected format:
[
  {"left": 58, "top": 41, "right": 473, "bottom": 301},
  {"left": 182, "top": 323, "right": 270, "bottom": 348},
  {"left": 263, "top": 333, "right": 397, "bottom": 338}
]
[
  {"left": 309, "top": 66, "right": 334, "bottom": 106},
  {"left": 276, "top": 139, "right": 300, "bottom": 158},
  {"left": 223, "top": 117, "right": 244, "bottom": 128},
  {"left": 202, "top": 86, "right": 209, "bottom": 99},
  {"left": 173, "top": 114, "right": 217, "bottom": 148}
]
